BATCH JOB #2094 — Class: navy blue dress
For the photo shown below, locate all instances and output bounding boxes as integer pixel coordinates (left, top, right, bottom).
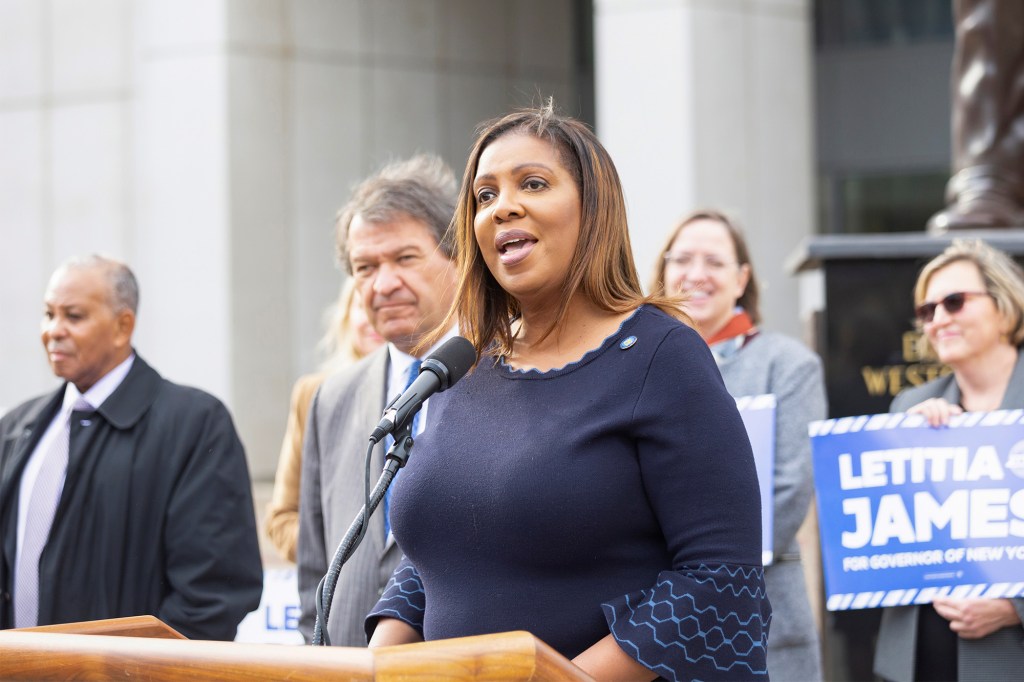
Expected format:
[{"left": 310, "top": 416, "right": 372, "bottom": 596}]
[{"left": 367, "top": 306, "right": 771, "bottom": 680}]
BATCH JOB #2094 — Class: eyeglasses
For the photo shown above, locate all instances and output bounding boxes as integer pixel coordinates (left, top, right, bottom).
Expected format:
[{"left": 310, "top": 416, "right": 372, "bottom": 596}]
[
  {"left": 914, "top": 291, "right": 991, "bottom": 323},
  {"left": 662, "top": 252, "right": 736, "bottom": 273}
]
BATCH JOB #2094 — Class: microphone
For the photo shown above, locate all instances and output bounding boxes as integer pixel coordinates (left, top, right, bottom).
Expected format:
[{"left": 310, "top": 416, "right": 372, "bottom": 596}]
[{"left": 369, "top": 335, "right": 476, "bottom": 443}]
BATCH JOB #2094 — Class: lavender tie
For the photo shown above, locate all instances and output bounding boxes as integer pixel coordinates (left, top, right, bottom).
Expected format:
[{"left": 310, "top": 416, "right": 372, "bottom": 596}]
[{"left": 14, "top": 396, "right": 92, "bottom": 627}]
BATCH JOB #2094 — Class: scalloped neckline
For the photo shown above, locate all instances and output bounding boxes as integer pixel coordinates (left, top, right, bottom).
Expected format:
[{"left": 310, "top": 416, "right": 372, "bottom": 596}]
[{"left": 497, "top": 306, "right": 644, "bottom": 377}]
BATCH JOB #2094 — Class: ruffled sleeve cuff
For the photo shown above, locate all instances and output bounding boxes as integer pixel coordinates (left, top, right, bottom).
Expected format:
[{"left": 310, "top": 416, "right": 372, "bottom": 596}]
[
  {"left": 364, "top": 558, "right": 426, "bottom": 642},
  {"left": 601, "top": 564, "right": 771, "bottom": 681}
]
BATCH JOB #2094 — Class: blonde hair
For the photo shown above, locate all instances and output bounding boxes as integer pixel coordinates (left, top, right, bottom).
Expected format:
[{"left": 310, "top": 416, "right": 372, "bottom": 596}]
[
  {"left": 430, "top": 102, "right": 688, "bottom": 360},
  {"left": 317, "top": 278, "right": 370, "bottom": 373},
  {"left": 649, "top": 209, "right": 762, "bottom": 325},
  {"left": 914, "top": 239, "right": 1024, "bottom": 346}
]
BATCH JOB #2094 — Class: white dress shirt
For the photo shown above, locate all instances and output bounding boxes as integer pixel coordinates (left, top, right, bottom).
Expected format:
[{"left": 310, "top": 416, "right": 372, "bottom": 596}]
[
  {"left": 16, "top": 354, "right": 135, "bottom": 561},
  {"left": 384, "top": 329, "right": 458, "bottom": 436}
]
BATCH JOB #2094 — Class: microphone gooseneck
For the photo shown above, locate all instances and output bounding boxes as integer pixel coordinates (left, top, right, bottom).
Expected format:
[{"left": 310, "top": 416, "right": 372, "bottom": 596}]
[
  {"left": 312, "top": 335, "right": 477, "bottom": 646},
  {"left": 369, "top": 336, "right": 477, "bottom": 443}
]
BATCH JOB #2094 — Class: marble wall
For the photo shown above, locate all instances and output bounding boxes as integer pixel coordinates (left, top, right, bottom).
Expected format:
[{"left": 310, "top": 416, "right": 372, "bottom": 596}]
[
  {"left": 0, "top": 0, "right": 582, "bottom": 478},
  {"left": 595, "top": 0, "right": 815, "bottom": 341}
]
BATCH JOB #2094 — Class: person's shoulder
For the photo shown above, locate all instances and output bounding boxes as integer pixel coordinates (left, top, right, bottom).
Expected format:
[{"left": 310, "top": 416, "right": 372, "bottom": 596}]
[
  {"left": 0, "top": 389, "right": 60, "bottom": 433},
  {"left": 288, "top": 372, "right": 327, "bottom": 409},
  {"left": 317, "top": 346, "right": 387, "bottom": 402},
  {"left": 890, "top": 375, "right": 953, "bottom": 412},
  {"left": 151, "top": 374, "right": 228, "bottom": 413},
  {"left": 293, "top": 372, "right": 326, "bottom": 395},
  {"left": 123, "top": 358, "right": 225, "bottom": 412},
  {"left": 629, "top": 305, "right": 717, "bottom": 374},
  {"left": 634, "top": 304, "right": 703, "bottom": 347},
  {"left": 94, "top": 357, "right": 230, "bottom": 430},
  {"left": 748, "top": 331, "right": 821, "bottom": 367}
]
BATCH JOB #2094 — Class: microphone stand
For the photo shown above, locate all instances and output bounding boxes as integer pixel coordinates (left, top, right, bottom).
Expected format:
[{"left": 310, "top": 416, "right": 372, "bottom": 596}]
[{"left": 312, "top": 422, "right": 415, "bottom": 646}]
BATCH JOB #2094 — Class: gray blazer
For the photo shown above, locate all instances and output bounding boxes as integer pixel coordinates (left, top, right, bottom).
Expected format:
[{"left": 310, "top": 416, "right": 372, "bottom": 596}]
[
  {"left": 297, "top": 347, "right": 402, "bottom": 647},
  {"left": 717, "top": 332, "right": 826, "bottom": 682},
  {"left": 874, "top": 353, "right": 1024, "bottom": 682}
]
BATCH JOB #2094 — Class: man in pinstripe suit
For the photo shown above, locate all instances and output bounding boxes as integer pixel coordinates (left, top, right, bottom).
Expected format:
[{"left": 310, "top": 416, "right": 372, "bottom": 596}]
[{"left": 297, "top": 155, "right": 458, "bottom": 646}]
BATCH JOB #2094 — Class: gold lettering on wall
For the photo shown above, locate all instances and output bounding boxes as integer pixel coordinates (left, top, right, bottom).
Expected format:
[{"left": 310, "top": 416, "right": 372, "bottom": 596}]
[
  {"left": 901, "top": 330, "right": 938, "bottom": 363},
  {"left": 860, "top": 331, "right": 950, "bottom": 398},
  {"left": 860, "top": 363, "right": 952, "bottom": 397}
]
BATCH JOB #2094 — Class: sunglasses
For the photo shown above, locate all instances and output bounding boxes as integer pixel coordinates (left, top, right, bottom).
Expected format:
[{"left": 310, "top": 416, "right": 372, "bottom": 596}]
[{"left": 914, "top": 291, "right": 991, "bottom": 323}]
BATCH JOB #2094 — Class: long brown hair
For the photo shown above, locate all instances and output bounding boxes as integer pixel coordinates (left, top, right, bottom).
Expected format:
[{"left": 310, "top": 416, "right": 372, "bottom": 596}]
[{"left": 435, "top": 103, "right": 687, "bottom": 360}]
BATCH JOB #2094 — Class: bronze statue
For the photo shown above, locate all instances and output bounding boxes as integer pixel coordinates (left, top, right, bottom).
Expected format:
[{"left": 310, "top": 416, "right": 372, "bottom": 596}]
[{"left": 929, "top": 0, "right": 1024, "bottom": 232}]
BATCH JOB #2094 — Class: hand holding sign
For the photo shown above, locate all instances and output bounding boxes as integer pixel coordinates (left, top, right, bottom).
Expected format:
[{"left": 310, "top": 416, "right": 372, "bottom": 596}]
[
  {"left": 931, "top": 596, "right": 1021, "bottom": 639},
  {"left": 906, "top": 396, "right": 964, "bottom": 427},
  {"left": 811, "top": 409, "right": 1024, "bottom": 611}
]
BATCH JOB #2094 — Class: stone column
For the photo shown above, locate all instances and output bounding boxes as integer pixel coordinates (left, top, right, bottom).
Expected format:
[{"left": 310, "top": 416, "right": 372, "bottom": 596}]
[{"left": 594, "top": 0, "right": 815, "bottom": 340}]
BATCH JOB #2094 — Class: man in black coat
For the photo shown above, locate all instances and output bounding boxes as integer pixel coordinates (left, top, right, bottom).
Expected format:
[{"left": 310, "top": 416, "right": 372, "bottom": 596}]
[{"left": 0, "top": 255, "right": 262, "bottom": 640}]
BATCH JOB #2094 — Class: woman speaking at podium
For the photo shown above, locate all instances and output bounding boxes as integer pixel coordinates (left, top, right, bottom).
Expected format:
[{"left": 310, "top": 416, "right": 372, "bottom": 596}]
[
  {"left": 364, "top": 104, "right": 771, "bottom": 681},
  {"left": 874, "top": 239, "right": 1024, "bottom": 682}
]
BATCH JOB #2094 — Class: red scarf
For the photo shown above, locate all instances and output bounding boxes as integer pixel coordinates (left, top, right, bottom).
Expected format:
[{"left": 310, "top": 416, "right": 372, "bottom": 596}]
[{"left": 705, "top": 309, "right": 757, "bottom": 347}]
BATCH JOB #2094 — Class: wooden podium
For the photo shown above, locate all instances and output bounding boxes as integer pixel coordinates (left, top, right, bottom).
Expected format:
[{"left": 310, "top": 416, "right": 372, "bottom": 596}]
[{"left": 0, "top": 616, "right": 593, "bottom": 681}]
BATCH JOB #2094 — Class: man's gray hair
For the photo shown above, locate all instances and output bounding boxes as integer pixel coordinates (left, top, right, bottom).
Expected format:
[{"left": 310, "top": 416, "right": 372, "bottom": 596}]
[
  {"left": 53, "top": 254, "right": 140, "bottom": 314},
  {"left": 335, "top": 154, "right": 457, "bottom": 273}
]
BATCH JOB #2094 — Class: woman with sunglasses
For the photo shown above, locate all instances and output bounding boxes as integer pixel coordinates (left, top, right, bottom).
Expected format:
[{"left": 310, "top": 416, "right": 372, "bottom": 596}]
[
  {"left": 874, "top": 239, "right": 1024, "bottom": 682},
  {"left": 650, "top": 209, "right": 826, "bottom": 682}
]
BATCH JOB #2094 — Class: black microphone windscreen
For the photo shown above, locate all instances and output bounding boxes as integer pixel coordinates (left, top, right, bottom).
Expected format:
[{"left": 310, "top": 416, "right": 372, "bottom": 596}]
[{"left": 425, "top": 336, "right": 476, "bottom": 390}]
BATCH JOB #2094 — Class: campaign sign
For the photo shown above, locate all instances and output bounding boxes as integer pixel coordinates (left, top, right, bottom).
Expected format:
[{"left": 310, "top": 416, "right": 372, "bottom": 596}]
[
  {"left": 235, "top": 567, "right": 304, "bottom": 644},
  {"left": 811, "top": 410, "right": 1024, "bottom": 611},
  {"left": 736, "top": 394, "right": 776, "bottom": 567}
]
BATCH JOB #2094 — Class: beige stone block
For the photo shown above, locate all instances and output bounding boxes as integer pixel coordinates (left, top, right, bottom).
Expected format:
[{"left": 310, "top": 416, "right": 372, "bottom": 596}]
[
  {"left": 226, "top": 53, "right": 291, "bottom": 479},
  {"left": 368, "top": 66, "right": 441, "bottom": 162},
  {"left": 132, "top": 54, "right": 231, "bottom": 401},
  {"left": 0, "top": 0, "right": 44, "bottom": 101},
  {"left": 441, "top": 71, "right": 510, "bottom": 164},
  {"left": 0, "top": 109, "right": 50, "bottom": 412},
  {"left": 51, "top": 101, "right": 128, "bottom": 258},
  {"left": 440, "top": 0, "right": 511, "bottom": 70},
  {"left": 369, "top": 0, "right": 439, "bottom": 63},
  {"left": 594, "top": 0, "right": 695, "bottom": 270},
  {"left": 138, "top": 0, "right": 225, "bottom": 51},
  {"left": 290, "top": 0, "right": 364, "bottom": 56},
  {"left": 226, "top": 0, "right": 285, "bottom": 49},
  {"left": 290, "top": 60, "right": 364, "bottom": 373},
  {"left": 512, "top": 0, "right": 573, "bottom": 74},
  {"left": 51, "top": 0, "right": 130, "bottom": 95}
]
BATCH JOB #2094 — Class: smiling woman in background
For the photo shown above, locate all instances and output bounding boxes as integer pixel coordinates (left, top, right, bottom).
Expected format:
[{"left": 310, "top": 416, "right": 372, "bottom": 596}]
[
  {"left": 651, "top": 209, "right": 825, "bottom": 682},
  {"left": 874, "top": 239, "right": 1024, "bottom": 682},
  {"left": 364, "top": 106, "right": 771, "bottom": 681}
]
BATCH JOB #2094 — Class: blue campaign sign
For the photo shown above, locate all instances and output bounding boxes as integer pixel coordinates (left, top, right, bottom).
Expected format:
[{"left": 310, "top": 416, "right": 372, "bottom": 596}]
[
  {"left": 235, "top": 567, "right": 303, "bottom": 644},
  {"left": 736, "top": 394, "right": 776, "bottom": 567},
  {"left": 810, "top": 410, "right": 1024, "bottom": 611}
]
